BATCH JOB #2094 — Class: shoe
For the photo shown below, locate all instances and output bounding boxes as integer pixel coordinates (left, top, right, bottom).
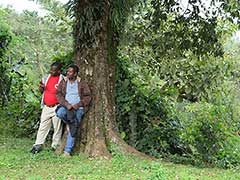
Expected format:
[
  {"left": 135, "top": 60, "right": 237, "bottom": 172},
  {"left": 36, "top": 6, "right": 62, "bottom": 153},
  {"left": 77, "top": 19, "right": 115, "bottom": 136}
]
[
  {"left": 63, "top": 151, "right": 71, "bottom": 157},
  {"left": 30, "top": 145, "right": 41, "bottom": 154},
  {"left": 51, "top": 144, "right": 59, "bottom": 151}
]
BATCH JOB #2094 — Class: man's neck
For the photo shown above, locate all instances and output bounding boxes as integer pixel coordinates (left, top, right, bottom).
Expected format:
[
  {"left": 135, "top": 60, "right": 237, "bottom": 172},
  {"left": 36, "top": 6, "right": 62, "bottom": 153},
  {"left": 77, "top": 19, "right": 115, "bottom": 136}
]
[
  {"left": 68, "top": 77, "right": 77, "bottom": 83},
  {"left": 51, "top": 74, "right": 60, "bottom": 77}
]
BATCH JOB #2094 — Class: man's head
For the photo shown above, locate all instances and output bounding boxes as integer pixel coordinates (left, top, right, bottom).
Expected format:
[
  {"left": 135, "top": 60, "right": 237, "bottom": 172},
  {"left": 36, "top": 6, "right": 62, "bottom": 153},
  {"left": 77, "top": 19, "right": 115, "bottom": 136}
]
[
  {"left": 50, "top": 62, "right": 61, "bottom": 76},
  {"left": 67, "top": 65, "right": 79, "bottom": 80}
]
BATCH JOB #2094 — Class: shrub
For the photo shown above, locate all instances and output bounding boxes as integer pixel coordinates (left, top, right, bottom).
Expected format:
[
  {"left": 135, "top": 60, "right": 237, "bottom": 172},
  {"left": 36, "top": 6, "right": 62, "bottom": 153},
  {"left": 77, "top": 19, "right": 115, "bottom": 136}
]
[
  {"left": 177, "top": 101, "right": 240, "bottom": 167},
  {"left": 0, "top": 101, "right": 40, "bottom": 137}
]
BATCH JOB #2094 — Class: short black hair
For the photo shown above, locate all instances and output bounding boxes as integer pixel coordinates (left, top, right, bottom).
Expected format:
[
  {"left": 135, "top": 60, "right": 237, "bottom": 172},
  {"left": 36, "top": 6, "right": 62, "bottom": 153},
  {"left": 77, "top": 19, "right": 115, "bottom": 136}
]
[
  {"left": 69, "top": 65, "right": 79, "bottom": 74},
  {"left": 51, "top": 61, "right": 62, "bottom": 70}
]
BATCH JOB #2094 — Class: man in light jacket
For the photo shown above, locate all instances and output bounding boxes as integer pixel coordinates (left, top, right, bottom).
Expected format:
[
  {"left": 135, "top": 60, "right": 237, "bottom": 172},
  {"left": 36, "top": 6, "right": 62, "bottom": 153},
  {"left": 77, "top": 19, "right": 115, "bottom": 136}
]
[{"left": 56, "top": 64, "right": 91, "bottom": 156}]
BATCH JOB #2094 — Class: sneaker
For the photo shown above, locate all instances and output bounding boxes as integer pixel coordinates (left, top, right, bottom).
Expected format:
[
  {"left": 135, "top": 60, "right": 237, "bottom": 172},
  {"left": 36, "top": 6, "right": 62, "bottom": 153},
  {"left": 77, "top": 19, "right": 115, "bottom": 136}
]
[
  {"left": 63, "top": 151, "right": 71, "bottom": 157},
  {"left": 30, "top": 145, "right": 41, "bottom": 154},
  {"left": 51, "top": 144, "right": 59, "bottom": 151}
]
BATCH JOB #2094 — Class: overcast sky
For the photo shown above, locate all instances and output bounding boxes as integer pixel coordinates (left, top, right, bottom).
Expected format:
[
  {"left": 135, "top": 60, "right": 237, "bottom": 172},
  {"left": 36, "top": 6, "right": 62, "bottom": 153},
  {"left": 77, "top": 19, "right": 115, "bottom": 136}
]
[
  {"left": 0, "top": 0, "right": 239, "bottom": 38},
  {"left": 0, "top": 0, "right": 68, "bottom": 15}
]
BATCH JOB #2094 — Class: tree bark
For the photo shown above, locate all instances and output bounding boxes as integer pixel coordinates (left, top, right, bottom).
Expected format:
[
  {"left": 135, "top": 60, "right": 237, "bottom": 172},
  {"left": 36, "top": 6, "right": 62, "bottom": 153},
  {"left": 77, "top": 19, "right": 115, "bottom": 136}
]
[{"left": 56, "top": 0, "right": 152, "bottom": 160}]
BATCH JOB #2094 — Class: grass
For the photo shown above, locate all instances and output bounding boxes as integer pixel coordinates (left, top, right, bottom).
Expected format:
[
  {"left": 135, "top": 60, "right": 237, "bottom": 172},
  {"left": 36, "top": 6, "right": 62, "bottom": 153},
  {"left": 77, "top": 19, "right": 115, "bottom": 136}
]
[{"left": 0, "top": 136, "right": 240, "bottom": 180}]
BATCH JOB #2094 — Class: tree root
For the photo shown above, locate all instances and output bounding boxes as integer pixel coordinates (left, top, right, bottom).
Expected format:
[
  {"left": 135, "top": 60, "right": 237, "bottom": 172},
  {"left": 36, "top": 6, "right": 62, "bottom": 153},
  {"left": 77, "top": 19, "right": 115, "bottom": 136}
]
[{"left": 108, "top": 130, "right": 155, "bottom": 160}]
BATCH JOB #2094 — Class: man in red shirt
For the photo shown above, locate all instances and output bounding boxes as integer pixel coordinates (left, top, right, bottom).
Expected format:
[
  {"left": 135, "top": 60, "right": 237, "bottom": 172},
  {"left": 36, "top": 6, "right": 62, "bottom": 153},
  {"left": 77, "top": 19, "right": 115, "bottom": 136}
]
[{"left": 30, "top": 62, "right": 64, "bottom": 154}]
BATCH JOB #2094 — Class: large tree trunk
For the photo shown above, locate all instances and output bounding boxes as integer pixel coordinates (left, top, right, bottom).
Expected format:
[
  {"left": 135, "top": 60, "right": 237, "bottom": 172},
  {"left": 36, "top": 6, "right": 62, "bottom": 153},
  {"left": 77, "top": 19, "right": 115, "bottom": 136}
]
[{"left": 56, "top": 0, "right": 151, "bottom": 160}]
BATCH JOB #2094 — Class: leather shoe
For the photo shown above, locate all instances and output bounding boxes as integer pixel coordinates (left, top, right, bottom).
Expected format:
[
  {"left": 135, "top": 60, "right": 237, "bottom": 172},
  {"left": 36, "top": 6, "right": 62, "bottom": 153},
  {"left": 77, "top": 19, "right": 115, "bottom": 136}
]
[{"left": 30, "top": 145, "right": 41, "bottom": 154}]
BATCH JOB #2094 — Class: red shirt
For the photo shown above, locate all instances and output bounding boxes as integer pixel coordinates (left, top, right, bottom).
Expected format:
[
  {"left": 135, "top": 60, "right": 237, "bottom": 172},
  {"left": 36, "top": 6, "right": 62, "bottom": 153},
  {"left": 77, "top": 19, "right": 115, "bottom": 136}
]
[{"left": 43, "top": 76, "right": 60, "bottom": 106}]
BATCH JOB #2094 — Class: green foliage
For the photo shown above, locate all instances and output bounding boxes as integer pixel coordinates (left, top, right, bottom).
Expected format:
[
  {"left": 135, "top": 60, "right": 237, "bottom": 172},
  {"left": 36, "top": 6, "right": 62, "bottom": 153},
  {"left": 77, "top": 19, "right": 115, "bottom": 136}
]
[
  {"left": 69, "top": 0, "right": 140, "bottom": 51},
  {"left": 149, "top": 0, "right": 240, "bottom": 56},
  {"left": 217, "top": 0, "right": 240, "bottom": 24},
  {"left": 0, "top": 19, "right": 11, "bottom": 56},
  {"left": 145, "top": 162, "right": 167, "bottom": 180},
  {"left": 1, "top": 0, "right": 240, "bottom": 170},
  {"left": 1, "top": 6, "right": 73, "bottom": 79},
  {"left": 158, "top": 53, "right": 230, "bottom": 102},
  {"left": 122, "top": 2, "right": 234, "bottom": 102},
  {"left": 116, "top": 51, "right": 240, "bottom": 167},
  {"left": 0, "top": 5, "right": 73, "bottom": 137},
  {"left": 70, "top": 0, "right": 105, "bottom": 48},
  {"left": 111, "top": 0, "right": 138, "bottom": 32},
  {"left": 116, "top": 48, "right": 240, "bottom": 167},
  {"left": 115, "top": 1, "right": 240, "bottom": 168},
  {"left": 173, "top": 86, "right": 240, "bottom": 168},
  {"left": 51, "top": 51, "right": 74, "bottom": 74},
  {"left": 0, "top": 52, "right": 74, "bottom": 138},
  {"left": 0, "top": 103, "right": 40, "bottom": 137},
  {"left": 0, "top": 11, "right": 40, "bottom": 137},
  {"left": 0, "top": 17, "right": 13, "bottom": 106},
  {"left": 116, "top": 51, "right": 188, "bottom": 158}
]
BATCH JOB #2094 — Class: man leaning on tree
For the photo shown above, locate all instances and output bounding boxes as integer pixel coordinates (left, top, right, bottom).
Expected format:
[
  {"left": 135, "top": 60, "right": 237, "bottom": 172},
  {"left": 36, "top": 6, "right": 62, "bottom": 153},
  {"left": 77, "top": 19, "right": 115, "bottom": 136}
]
[{"left": 55, "top": 64, "right": 91, "bottom": 156}]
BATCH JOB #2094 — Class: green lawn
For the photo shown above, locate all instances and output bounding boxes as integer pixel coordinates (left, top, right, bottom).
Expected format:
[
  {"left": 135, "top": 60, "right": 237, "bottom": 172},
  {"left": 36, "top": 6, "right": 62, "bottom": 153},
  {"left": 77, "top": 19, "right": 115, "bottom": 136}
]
[{"left": 0, "top": 136, "right": 239, "bottom": 180}]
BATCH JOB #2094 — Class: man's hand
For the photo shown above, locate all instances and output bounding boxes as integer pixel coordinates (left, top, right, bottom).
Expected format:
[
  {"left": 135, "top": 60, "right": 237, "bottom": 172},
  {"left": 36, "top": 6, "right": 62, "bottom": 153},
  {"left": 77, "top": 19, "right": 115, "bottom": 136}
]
[
  {"left": 38, "top": 81, "right": 45, "bottom": 92},
  {"left": 66, "top": 104, "right": 73, "bottom": 110},
  {"left": 72, "top": 104, "right": 79, "bottom": 110}
]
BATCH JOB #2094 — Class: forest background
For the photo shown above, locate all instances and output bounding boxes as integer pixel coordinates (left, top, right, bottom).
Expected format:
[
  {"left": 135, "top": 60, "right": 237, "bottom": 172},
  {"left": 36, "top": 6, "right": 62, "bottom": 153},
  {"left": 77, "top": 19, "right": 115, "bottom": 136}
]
[{"left": 0, "top": 0, "right": 240, "bottom": 170}]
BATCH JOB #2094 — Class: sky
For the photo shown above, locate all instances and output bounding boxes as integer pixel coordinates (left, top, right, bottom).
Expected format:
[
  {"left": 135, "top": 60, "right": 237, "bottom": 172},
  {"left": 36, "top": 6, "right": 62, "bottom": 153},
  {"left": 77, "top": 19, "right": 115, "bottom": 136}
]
[
  {"left": 0, "top": 0, "right": 68, "bottom": 15},
  {"left": 0, "top": 0, "right": 239, "bottom": 38}
]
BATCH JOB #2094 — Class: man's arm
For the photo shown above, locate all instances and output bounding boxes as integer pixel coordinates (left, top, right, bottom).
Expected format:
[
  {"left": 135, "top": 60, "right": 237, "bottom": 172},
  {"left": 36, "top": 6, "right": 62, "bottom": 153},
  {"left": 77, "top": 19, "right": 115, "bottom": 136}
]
[
  {"left": 38, "top": 80, "right": 45, "bottom": 93},
  {"left": 73, "top": 81, "right": 91, "bottom": 109},
  {"left": 56, "top": 79, "right": 72, "bottom": 110}
]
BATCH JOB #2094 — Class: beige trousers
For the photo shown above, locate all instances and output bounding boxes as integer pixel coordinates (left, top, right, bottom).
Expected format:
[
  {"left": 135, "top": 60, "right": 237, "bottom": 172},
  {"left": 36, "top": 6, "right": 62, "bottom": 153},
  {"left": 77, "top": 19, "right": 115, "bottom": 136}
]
[{"left": 34, "top": 105, "right": 62, "bottom": 148}]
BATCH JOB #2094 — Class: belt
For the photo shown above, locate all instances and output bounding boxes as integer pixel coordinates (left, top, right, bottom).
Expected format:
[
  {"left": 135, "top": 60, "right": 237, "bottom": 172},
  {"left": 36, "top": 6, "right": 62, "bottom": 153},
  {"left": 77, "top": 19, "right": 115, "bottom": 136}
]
[{"left": 45, "top": 104, "right": 58, "bottom": 108}]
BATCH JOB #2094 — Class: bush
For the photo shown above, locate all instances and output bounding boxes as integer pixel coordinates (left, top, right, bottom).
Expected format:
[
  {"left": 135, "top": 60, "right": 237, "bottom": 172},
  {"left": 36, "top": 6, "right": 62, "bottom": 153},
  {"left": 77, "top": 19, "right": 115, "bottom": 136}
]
[
  {"left": 177, "top": 101, "right": 240, "bottom": 168},
  {"left": 116, "top": 55, "right": 188, "bottom": 158},
  {"left": 0, "top": 101, "right": 41, "bottom": 137}
]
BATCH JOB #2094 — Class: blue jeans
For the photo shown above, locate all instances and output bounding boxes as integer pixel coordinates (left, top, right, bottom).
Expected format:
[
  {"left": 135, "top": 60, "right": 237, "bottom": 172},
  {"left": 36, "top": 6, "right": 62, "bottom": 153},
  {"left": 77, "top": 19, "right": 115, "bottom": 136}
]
[{"left": 56, "top": 106, "right": 84, "bottom": 154}]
